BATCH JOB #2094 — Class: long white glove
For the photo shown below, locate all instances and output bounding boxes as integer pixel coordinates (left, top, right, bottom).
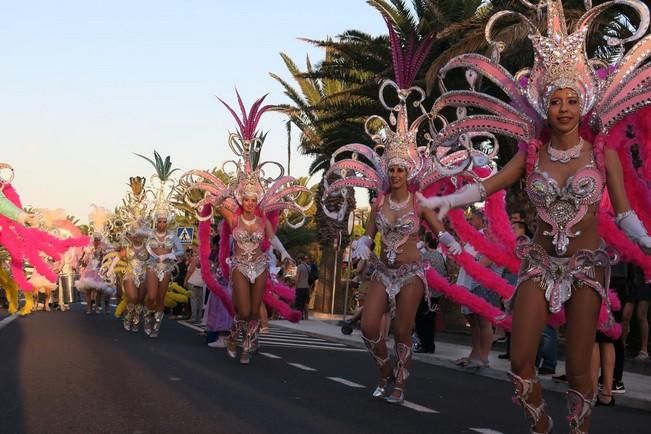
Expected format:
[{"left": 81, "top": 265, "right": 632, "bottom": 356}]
[
  {"left": 416, "top": 183, "right": 486, "bottom": 219},
  {"left": 270, "top": 235, "right": 292, "bottom": 262},
  {"left": 352, "top": 235, "right": 372, "bottom": 260},
  {"left": 617, "top": 210, "right": 651, "bottom": 249},
  {"left": 438, "top": 231, "right": 462, "bottom": 255}
]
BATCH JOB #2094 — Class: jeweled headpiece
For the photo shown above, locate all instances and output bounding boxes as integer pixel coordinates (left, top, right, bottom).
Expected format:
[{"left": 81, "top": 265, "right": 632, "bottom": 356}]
[
  {"left": 182, "top": 91, "right": 311, "bottom": 227},
  {"left": 323, "top": 16, "right": 435, "bottom": 207},
  {"left": 116, "top": 176, "right": 151, "bottom": 238},
  {"left": 135, "top": 151, "right": 179, "bottom": 226},
  {"left": 431, "top": 0, "right": 651, "bottom": 174}
]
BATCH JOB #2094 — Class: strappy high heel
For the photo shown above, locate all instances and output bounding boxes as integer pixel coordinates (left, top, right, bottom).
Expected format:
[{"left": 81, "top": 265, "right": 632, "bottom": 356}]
[
  {"left": 361, "top": 333, "right": 392, "bottom": 399},
  {"left": 385, "top": 343, "right": 412, "bottom": 405},
  {"left": 508, "top": 372, "right": 554, "bottom": 433}
]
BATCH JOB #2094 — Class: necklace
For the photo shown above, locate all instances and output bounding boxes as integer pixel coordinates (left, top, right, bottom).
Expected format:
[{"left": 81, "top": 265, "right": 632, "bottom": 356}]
[
  {"left": 388, "top": 192, "right": 411, "bottom": 211},
  {"left": 241, "top": 214, "right": 257, "bottom": 226},
  {"left": 547, "top": 137, "right": 584, "bottom": 163}
]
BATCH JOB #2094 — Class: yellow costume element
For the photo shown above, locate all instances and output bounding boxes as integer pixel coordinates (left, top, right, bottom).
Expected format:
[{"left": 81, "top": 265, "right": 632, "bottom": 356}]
[
  {"left": 164, "top": 282, "right": 190, "bottom": 308},
  {"left": 0, "top": 267, "right": 19, "bottom": 314},
  {"left": 114, "top": 294, "right": 128, "bottom": 318}
]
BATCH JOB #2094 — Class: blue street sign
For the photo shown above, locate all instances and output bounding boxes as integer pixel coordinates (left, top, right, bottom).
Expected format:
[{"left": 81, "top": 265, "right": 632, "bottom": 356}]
[{"left": 177, "top": 227, "right": 195, "bottom": 244}]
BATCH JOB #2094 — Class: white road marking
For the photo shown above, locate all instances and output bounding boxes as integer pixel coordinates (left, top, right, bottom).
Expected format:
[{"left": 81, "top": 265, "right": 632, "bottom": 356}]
[
  {"left": 401, "top": 400, "right": 440, "bottom": 414},
  {"left": 260, "top": 342, "right": 364, "bottom": 351},
  {"left": 261, "top": 336, "right": 346, "bottom": 346},
  {"left": 178, "top": 321, "right": 204, "bottom": 332},
  {"left": 287, "top": 362, "right": 317, "bottom": 372},
  {"left": 326, "top": 377, "right": 366, "bottom": 388},
  {"left": 0, "top": 314, "right": 19, "bottom": 330},
  {"left": 169, "top": 377, "right": 182, "bottom": 382},
  {"left": 259, "top": 352, "right": 282, "bottom": 359},
  {"left": 469, "top": 429, "right": 506, "bottom": 434}
]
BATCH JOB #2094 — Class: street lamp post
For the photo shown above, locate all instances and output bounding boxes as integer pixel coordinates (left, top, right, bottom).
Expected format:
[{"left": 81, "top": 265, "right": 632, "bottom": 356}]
[{"left": 341, "top": 211, "right": 355, "bottom": 321}]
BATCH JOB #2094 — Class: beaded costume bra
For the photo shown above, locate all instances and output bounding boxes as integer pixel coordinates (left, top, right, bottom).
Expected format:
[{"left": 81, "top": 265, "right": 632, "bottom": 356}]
[
  {"left": 375, "top": 197, "right": 420, "bottom": 265},
  {"left": 232, "top": 217, "right": 264, "bottom": 262},
  {"left": 526, "top": 151, "right": 604, "bottom": 255}
]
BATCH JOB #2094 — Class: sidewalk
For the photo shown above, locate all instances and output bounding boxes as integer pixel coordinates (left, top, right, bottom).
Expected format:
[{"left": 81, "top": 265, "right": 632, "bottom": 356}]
[{"left": 271, "top": 313, "right": 651, "bottom": 412}]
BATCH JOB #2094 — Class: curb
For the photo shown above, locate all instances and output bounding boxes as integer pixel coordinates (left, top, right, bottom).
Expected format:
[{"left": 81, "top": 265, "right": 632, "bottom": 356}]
[{"left": 273, "top": 322, "right": 651, "bottom": 412}]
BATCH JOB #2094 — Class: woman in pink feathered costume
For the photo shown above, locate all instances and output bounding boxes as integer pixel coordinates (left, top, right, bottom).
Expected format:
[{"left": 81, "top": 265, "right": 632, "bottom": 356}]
[
  {"left": 182, "top": 92, "right": 311, "bottom": 365},
  {"left": 418, "top": 2, "right": 651, "bottom": 432},
  {"left": 321, "top": 14, "right": 472, "bottom": 404}
]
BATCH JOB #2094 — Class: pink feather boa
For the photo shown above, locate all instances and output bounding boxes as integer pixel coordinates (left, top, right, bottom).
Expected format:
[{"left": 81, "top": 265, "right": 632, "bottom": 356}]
[
  {"left": 0, "top": 184, "right": 88, "bottom": 291},
  {"left": 485, "top": 190, "right": 518, "bottom": 256},
  {"left": 448, "top": 209, "right": 520, "bottom": 274},
  {"left": 445, "top": 248, "right": 515, "bottom": 299},
  {"left": 425, "top": 268, "right": 511, "bottom": 329},
  {"left": 198, "top": 206, "right": 235, "bottom": 316}
]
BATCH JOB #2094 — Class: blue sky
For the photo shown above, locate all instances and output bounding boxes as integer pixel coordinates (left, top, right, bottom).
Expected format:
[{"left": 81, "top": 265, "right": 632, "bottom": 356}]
[{"left": 1, "top": 1, "right": 385, "bottom": 221}]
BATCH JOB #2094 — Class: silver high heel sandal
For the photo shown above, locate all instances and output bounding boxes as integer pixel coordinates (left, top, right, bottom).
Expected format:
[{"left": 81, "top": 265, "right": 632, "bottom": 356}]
[
  {"left": 385, "top": 343, "right": 412, "bottom": 404},
  {"left": 149, "top": 311, "right": 164, "bottom": 338},
  {"left": 508, "top": 372, "right": 554, "bottom": 434},
  {"left": 131, "top": 304, "right": 143, "bottom": 332},
  {"left": 361, "top": 334, "right": 392, "bottom": 399},
  {"left": 227, "top": 320, "right": 246, "bottom": 359},
  {"left": 567, "top": 388, "right": 595, "bottom": 434}
]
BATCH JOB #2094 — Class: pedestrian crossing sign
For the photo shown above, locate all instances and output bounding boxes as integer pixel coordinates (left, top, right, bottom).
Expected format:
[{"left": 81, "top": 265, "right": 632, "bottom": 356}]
[{"left": 177, "top": 227, "right": 194, "bottom": 244}]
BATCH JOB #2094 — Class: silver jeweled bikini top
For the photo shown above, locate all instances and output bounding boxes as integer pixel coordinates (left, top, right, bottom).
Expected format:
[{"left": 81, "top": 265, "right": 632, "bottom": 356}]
[
  {"left": 526, "top": 152, "right": 604, "bottom": 256},
  {"left": 375, "top": 196, "right": 420, "bottom": 265}
]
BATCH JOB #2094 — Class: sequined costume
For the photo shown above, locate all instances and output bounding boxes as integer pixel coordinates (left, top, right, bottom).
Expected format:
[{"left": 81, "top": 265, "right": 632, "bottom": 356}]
[
  {"left": 420, "top": 1, "right": 651, "bottom": 432},
  {"left": 182, "top": 92, "right": 311, "bottom": 363},
  {"left": 527, "top": 156, "right": 604, "bottom": 256},
  {"left": 321, "top": 15, "right": 471, "bottom": 404},
  {"left": 145, "top": 231, "right": 183, "bottom": 281}
]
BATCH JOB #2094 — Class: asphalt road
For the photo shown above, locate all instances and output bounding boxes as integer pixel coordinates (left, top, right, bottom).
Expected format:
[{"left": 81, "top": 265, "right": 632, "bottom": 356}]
[{"left": 0, "top": 306, "right": 648, "bottom": 434}]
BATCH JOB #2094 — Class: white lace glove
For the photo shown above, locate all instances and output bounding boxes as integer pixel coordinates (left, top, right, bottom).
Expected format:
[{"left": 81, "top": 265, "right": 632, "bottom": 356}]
[
  {"left": 438, "top": 231, "right": 462, "bottom": 255},
  {"left": 270, "top": 235, "right": 292, "bottom": 263},
  {"left": 352, "top": 235, "right": 372, "bottom": 260},
  {"left": 416, "top": 183, "right": 486, "bottom": 219},
  {"left": 617, "top": 211, "right": 651, "bottom": 250}
]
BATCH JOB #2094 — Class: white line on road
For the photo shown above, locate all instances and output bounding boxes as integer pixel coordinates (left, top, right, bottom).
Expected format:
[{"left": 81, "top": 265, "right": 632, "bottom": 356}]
[
  {"left": 178, "top": 321, "right": 204, "bottom": 332},
  {"left": 326, "top": 377, "right": 366, "bottom": 388},
  {"left": 0, "top": 314, "right": 19, "bottom": 331},
  {"left": 469, "top": 429, "right": 506, "bottom": 434},
  {"left": 287, "top": 362, "right": 317, "bottom": 372},
  {"left": 261, "top": 342, "right": 364, "bottom": 351},
  {"left": 259, "top": 352, "right": 282, "bottom": 359},
  {"left": 401, "top": 400, "right": 440, "bottom": 414},
  {"left": 260, "top": 336, "right": 346, "bottom": 346}
]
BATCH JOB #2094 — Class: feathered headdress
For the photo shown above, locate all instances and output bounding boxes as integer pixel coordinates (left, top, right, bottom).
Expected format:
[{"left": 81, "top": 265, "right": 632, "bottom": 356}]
[
  {"left": 135, "top": 151, "right": 179, "bottom": 225},
  {"left": 88, "top": 205, "right": 114, "bottom": 239},
  {"left": 116, "top": 176, "right": 151, "bottom": 239},
  {"left": 322, "top": 16, "right": 457, "bottom": 218},
  {"left": 430, "top": 0, "right": 651, "bottom": 173},
  {"left": 182, "top": 91, "right": 311, "bottom": 227}
]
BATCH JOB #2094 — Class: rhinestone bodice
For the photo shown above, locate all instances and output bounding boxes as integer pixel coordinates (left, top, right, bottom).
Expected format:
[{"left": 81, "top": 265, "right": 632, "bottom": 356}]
[
  {"left": 375, "top": 197, "right": 420, "bottom": 265},
  {"left": 526, "top": 156, "right": 604, "bottom": 255},
  {"left": 233, "top": 217, "right": 264, "bottom": 262}
]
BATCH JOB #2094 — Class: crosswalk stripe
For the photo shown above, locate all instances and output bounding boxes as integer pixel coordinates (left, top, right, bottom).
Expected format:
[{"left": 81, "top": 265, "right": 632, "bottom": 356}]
[
  {"left": 260, "top": 336, "right": 346, "bottom": 346},
  {"left": 469, "top": 429, "right": 505, "bottom": 434},
  {"left": 260, "top": 342, "right": 364, "bottom": 351}
]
